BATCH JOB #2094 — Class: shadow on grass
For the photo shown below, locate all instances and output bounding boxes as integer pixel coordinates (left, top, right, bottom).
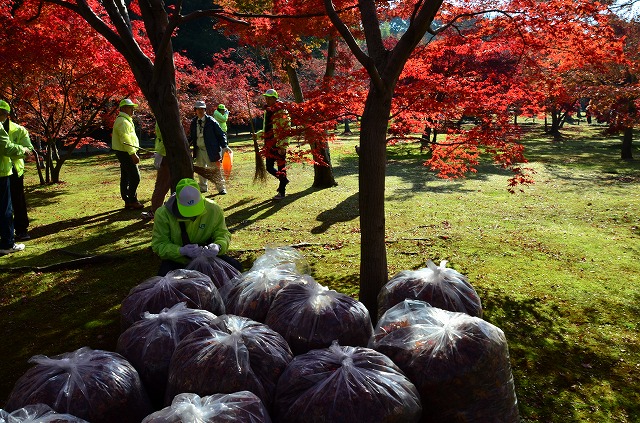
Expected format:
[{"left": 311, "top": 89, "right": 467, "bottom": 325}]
[
  {"left": 481, "top": 290, "right": 640, "bottom": 422},
  {"left": 521, "top": 124, "right": 640, "bottom": 182},
  {"left": 331, "top": 142, "right": 515, "bottom": 192},
  {"left": 225, "top": 186, "right": 321, "bottom": 232},
  {"left": 0, "top": 249, "right": 159, "bottom": 407},
  {"left": 311, "top": 192, "right": 359, "bottom": 234},
  {"left": 1, "top": 208, "right": 154, "bottom": 271}
]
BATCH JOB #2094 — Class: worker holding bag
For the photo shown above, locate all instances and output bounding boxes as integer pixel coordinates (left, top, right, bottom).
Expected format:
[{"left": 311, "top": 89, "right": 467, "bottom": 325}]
[{"left": 151, "top": 178, "right": 241, "bottom": 276}]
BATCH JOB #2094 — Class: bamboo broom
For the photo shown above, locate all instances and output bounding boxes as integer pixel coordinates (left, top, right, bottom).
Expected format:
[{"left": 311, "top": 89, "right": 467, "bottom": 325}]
[{"left": 246, "top": 92, "right": 267, "bottom": 182}]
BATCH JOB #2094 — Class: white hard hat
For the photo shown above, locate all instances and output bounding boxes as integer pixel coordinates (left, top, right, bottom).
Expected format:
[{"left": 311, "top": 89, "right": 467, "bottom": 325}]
[{"left": 194, "top": 100, "right": 207, "bottom": 109}]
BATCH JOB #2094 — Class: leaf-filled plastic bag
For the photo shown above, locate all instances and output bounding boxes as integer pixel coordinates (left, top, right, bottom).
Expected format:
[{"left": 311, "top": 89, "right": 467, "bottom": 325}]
[
  {"left": 120, "top": 269, "right": 225, "bottom": 329},
  {"left": 116, "top": 303, "right": 218, "bottom": 407},
  {"left": 274, "top": 342, "right": 422, "bottom": 423},
  {"left": 165, "top": 315, "right": 293, "bottom": 409},
  {"left": 0, "top": 404, "right": 89, "bottom": 423},
  {"left": 142, "top": 391, "right": 271, "bottom": 423},
  {"left": 265, "top": 276, "right": 373, "bottom": 355},
  {"left": 185, "top": 255, "right": 241, "bottom": 291},
  {"left": 378, "top": 260, "right": 482, "bottom": 319},
  {"left": 370, "top": 300, "right": 519, "bottom": 423},
  {"left": 224, "top": 267, "right": 304, "bottom": 322},
  {"left": 250, "top": 246, "right": 309, "bottom": 274},
  {"left": 5, "top": 347, "right": 152, "bottom": 423}
]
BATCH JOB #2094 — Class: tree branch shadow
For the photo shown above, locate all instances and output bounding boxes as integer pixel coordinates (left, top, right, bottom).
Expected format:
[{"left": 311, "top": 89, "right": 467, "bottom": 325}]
[{"left": 225, "top": 186, "right": 320, "bottom": 232}]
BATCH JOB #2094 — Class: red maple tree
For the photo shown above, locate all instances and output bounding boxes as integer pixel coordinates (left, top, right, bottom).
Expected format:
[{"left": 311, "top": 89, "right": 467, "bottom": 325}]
[{"left": 0, "top": 2, "right": 140, "bottom": 183}]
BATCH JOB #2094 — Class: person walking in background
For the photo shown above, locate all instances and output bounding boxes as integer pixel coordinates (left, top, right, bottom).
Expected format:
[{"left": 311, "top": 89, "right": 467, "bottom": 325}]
[
  {"left": 257, "top": 89, "right": 290, "bottom": 200},
  {"left": 151, "top": 178, "right": 241, "bottom": 276},
  {"left": 141, "top": 122, "right": 171, "bottom": 220},
  {"left": 188, "top": 100, "right": 229, "bottom": 195},
  {"left": 0, "top": 100, "right": 31, "bottom": 255},
  {"left": 112, "top": 98, "right": 143, "bottom": 210},
  {"left": 2, "top": 102, "right": 34, "bottom": 241},
  {"left": 213, "top": 104, "right": 229, "bottom": 134}
]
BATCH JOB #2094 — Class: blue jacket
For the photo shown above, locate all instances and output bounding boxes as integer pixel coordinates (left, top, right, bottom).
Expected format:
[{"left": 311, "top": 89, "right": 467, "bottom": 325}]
[{"left": 188, "top": 115, "right": 227, "bottom": 162}]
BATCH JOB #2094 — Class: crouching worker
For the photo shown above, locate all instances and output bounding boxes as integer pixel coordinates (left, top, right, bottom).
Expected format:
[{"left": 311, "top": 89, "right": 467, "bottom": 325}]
[{"left": 151, "top": 178, "right": 242, "bottom": 276}]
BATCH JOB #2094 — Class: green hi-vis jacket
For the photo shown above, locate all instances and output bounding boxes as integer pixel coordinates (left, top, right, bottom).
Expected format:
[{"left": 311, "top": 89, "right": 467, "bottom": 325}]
[
  {"left": 154, "top": 123, "right": 166, "bottom": 157},
  {"left": 111, "top": 112, "right": 139, "bottom": 155},
  {"left": 213, "top": 109, "right": 229, "bottom": 133},
  {"left": 0, "top": 123, "right": 27, "bottom": 178},
  {"left": 151, "top": 195, "right": 231, "bottom": 265},
  {"left": 8, "top": 122, "right": 33, "bottom": 177},
  {"left": 257, "top": 101, "right": 291, "bottom": 149}
]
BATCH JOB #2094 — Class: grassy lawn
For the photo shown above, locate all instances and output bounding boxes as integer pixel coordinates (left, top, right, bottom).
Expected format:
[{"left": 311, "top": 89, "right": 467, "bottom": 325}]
[{"left": 0, "top": 121, "right": 638, "bottom": 422}]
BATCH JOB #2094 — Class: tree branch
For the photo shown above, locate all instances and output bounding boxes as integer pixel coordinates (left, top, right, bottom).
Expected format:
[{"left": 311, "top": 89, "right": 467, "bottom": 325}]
[
  {"left": 390, "top": 0, "right": 443, "bottom": 81},
  {"left": 324, "top": 0, "right": 385, "bottom": 93}
]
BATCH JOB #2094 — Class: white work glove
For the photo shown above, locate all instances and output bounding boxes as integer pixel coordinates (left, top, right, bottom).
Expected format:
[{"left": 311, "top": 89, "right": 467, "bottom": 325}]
[
  {"left": 202, "top": 243, "right": 220, "bottom": 258},
  {"left": 222, "top": 146, "right": 232, "bottom": 154},
  {"left": 179, "top": 244, "right": 202, "bottom": 258}
]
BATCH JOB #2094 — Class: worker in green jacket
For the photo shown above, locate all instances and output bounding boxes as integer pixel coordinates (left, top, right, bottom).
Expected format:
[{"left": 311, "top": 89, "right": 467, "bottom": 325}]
[
  {"left": 213, "top": 104, "right": 229, "bottom": 133},
  {"left": 151, "top": 178, "right": 241, "bottom": 275},
  {"left": 0, "top": 100, "right": 31, "bottom": 255},
  {"left": 7, "top": 119, "right": 33, "bottom": 241},
  {"left": 111, "top": 98, "right": 143, "bottom": 210}
]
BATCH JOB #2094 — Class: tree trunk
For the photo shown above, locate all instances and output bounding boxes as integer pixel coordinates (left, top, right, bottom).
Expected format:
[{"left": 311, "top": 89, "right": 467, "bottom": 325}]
[
  {"left": 133, "top": 42, "right": 193, "bottom": 190},
  {"left": 324, "top": 38, "right": 337, "bottom": 79},
  {"left": 285, "top": 63, "right": 304, "bottom": 103},
  {"left": 285, "top": 62, "right": 337, "bottom": 187},
  {"left": 312, "top": 141, "right": 337, "bottom": 188},
  {"left": 622, "top": 126, "right": 634, "bottom": 160},
  {"left": 358, "top": 88, "right": 392, "bottom": 322},
  {"left": 548, "top": 107, "right": 562, "bottom": 141},
  {"left": 51, "top": 162, "right": 62, "bottom": 184},
  {"left": 148, "top": 90, "right": 192, "bottom": 190}
]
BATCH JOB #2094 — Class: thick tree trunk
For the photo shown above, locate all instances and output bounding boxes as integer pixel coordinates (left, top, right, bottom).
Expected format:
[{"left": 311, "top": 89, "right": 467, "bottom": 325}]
[
  {"left": 312, "top": 142, "right": 337, "bottom": 188},
  {"left": 148, "top": 90, "right": 192, "bottom": 190},
  {"left": 622, "top": 127, "right": 634, "bottom": 160},
  {"left": 358, "top": 89, "right": 392, "bottom": 322},
  {"left": 548, "top": 107, "right": 562, "bottom": 141},
  {"left": 134, "top": 45, "right": 193, "bottom": 190}
]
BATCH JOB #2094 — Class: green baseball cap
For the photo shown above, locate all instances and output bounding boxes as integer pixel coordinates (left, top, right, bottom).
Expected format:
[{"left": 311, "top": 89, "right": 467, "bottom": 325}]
[
  {"left": 0, "top": 100, "right": 10, "bottom": 113},
  {"left": 119, "top": 98, "right": 138, "bottom": 108},
  {"left": 176, "top": 178, "right": 205, "bottom": 217},
  {"left": 262, "top": 89, "right": 278, "bottom": 99}
]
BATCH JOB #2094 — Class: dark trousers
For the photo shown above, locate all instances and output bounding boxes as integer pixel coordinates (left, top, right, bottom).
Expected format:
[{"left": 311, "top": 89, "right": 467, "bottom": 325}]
[
  {"left": 0, "top": 176, "right": 14, "bottom": 249},
  {"left": 9, "top": 169, "right": 28, "bottom": 234},
  {"left": 266, "top": 156, "right": 289, "bottom": 194},
  {"left": 114, "top": 150, "right": 140, "bottom": 204},
  {"left": 157, "top": 254, "right": 243, "bottom": 277}
]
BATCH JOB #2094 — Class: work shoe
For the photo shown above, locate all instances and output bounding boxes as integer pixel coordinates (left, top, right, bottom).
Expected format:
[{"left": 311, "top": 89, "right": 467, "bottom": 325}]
[
  {"left": 141, "top": 211, "right": 154, "bottom": 220},
  {"left": 273, "top": 193, "right": 285, "bottom": 200},
  {"left": 15, "top": 232, "right": 30, "bottom": 241},
  {"left": 126, "top": 201, "right": 144, "bottom": 210},
  {"left": 218, "top": 190, "right": 227, "bottom": 195},
  {"left": 0, "top": 243, "right": 25, "bottom": 255}
]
